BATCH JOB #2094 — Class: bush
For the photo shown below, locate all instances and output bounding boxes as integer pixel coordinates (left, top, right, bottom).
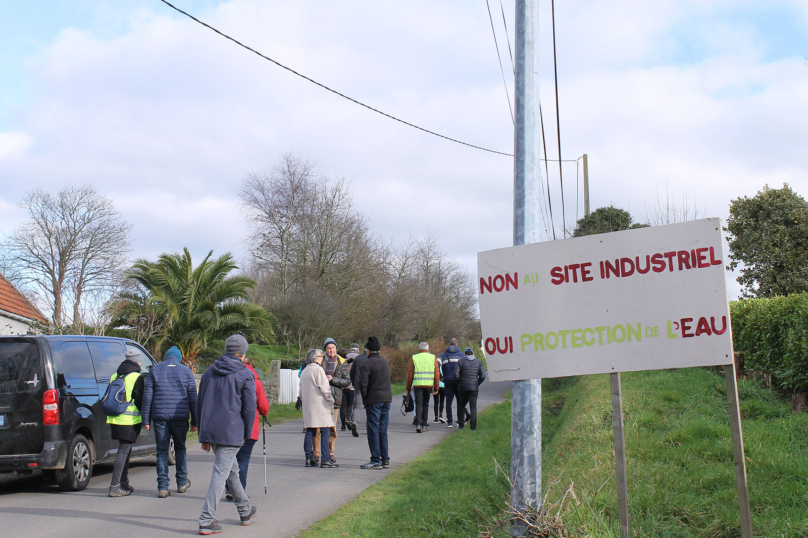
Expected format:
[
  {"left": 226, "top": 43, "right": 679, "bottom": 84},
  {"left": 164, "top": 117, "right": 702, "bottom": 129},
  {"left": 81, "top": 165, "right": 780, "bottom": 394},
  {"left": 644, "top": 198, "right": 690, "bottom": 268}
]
[{"left": 731, "top": 293, "right": 808, "bottom": 394}]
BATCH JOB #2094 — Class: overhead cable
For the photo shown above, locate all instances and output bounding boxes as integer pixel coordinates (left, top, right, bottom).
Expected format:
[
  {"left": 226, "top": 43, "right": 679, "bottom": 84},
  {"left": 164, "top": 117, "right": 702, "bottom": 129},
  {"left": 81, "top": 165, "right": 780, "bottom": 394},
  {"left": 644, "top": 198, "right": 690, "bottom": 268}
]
[
  {"left": 485, "top": 0, "right": 514, "bottom": 124},
  {"left": 551, "top": 0, "right": 566, "bottom": 236},
  {"left": 158, "top": 0, "right": 513, "bottom": 157}
]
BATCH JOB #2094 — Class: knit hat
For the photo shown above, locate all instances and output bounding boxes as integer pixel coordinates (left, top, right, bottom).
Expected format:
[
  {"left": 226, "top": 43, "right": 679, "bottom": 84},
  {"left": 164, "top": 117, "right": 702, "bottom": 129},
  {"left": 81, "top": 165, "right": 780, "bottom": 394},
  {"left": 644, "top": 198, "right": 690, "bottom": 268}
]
[
  {"left": 350, "top": 343, "right": 361, "bottom": 351},
  {"left": 464, "top": 347, "right": 474, "bottom": 355},
  {"left": 225, "top": 334, "right": 249, "bottom": 356},
  {"left": 365, "top": 336, "right": 381, "bottom": 352},
  {"left": 324, "top": 337, "right": 338, "bottom": 350},
  {"left": 164, "top": 346, "right": 183, "bottom": 361}
]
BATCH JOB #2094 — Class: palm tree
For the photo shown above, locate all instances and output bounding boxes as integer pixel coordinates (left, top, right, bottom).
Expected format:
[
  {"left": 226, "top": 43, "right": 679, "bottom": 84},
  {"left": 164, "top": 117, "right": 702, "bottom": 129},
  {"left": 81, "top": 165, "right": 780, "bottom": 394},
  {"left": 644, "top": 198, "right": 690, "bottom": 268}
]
[{"left": 122, "top": 248, "right": 275, "bottom": 372}]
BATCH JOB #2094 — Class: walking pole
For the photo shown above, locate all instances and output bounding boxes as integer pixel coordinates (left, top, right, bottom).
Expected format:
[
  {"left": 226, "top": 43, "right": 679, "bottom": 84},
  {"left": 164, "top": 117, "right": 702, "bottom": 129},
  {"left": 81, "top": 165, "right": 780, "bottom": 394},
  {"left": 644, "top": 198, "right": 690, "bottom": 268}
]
[{"left": 262, "top": 416, "right": 271, "bottom": 495}]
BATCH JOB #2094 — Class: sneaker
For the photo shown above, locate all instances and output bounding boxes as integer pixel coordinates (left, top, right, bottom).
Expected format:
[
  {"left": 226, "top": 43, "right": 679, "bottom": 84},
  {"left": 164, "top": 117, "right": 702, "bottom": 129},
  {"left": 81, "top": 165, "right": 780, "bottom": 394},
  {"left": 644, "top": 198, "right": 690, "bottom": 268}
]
[
  {"left": 349, "top": 422, "right": 359, "bottom": 438},
  {"left": 199, "top": 520, "right": 222, "bottom": 535},
  {"left": 108, "top": 485, "right": 132, "bottom": 497},
  {"left": 416, "top": 425, "right": 422, "bottom": 433},
  {"left": 320, "top": 460, "right": 339, "bottom": 468},
  {"left": 158, "top": 490, "right": 171, "bottom": 498},
  {"left": 457, "top": 425, "right": 465, "bottom": 430},
  {"left": 240, "top": 506, "right": 258, "bottom": 526},
  {"left": 225, "top": 493, "right": 234, "bottom": 501},
  {"left": 433, "top": 418, "right": 440, "bottom": 424},
  {"left": 438, "top": 417, "right": 447, "bottom": 424},
  {"left": 120, "top": 483, "right": 134, "bottom": 493},
  {"left": 360, "top": 461, "right": 383, "bottom": 470},
  {"left": 446, "top": 423, "right": 454, "bottom": 428},
  {"left": 382, "top": 460, "right": 390, "bottom": 469},
  {"left": 305, "top": 458, "right": 315, "bottom": 467},
  {"left": 177, "top": 479, "right": 191, "bottom": 493},
  {"left": 423, "top": 424, "right": 429, "bottom": 432}
]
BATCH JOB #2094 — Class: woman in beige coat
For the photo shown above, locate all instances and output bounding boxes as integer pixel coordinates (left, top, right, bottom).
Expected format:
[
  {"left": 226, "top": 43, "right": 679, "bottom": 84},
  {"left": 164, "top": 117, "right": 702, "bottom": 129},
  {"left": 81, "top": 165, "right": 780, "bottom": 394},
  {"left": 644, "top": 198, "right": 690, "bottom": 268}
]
[{"left": 300, "top": 349, "right": 338, "bottom": 468}]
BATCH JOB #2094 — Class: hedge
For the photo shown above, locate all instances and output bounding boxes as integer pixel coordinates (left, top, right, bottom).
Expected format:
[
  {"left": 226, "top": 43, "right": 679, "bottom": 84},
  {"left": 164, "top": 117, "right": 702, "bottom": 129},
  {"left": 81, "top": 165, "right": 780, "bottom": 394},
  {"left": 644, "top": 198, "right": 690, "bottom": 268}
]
[{"left": 730, "top": 293, "right": 808, "bottom": 394}]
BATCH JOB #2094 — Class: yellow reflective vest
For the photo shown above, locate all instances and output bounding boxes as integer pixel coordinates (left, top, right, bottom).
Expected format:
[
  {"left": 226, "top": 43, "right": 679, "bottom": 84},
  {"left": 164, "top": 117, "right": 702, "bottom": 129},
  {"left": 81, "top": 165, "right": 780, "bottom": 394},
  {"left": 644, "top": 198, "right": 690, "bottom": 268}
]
[
  {"left": 106, "top": 372, "right": 143, "bottom": 425},
  {"left": 412, "top": 352, "right": 436, "bottom": 387}
]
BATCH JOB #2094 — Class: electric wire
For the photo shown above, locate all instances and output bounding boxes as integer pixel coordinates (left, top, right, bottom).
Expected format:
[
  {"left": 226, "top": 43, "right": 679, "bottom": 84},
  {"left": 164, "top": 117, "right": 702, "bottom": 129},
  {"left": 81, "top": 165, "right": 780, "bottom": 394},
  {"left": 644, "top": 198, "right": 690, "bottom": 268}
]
[
  {"left": 540, "top": 109, "right": 557, "bottom": 240},
  {"left": 551, "top": 0, "right": 566, "bottom": 236},
  {"left": 485, "top": 0, "right": 514, "bottom": 124},
  {"left": 158, "top": 0, "right": 513, "bottom": 157}
]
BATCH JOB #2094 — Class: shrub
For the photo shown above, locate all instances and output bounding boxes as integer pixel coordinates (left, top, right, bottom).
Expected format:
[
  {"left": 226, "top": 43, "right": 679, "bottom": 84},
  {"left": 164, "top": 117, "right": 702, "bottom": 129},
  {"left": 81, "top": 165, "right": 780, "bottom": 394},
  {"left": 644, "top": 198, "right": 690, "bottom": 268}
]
[{"left": 731, "top": 294, "right": 808, "bottom": 394}]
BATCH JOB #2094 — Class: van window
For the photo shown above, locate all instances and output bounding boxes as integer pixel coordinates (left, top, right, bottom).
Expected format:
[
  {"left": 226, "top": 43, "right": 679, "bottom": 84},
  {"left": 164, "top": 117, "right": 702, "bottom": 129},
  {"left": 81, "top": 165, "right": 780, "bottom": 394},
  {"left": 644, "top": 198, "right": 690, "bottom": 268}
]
[
  {"left": 88, "top": 341, "right": 127, "bottom": 382},
  {"left": 125, "top": 343, "right": 154, "bottom": 373},
  {"left": 52, "top": 341, "right": 95, "bottom": 381},
  {"left": 0, "top": 341, "right": 40, "bottom": 393}
]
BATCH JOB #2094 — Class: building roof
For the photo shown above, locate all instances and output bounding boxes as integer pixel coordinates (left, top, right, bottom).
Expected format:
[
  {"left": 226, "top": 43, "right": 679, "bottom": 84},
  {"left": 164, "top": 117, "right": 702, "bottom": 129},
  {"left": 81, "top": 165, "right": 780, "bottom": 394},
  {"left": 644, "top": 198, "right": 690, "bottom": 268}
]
[{"left": 0, "top": 273, "right": 47, "bottom": 324}]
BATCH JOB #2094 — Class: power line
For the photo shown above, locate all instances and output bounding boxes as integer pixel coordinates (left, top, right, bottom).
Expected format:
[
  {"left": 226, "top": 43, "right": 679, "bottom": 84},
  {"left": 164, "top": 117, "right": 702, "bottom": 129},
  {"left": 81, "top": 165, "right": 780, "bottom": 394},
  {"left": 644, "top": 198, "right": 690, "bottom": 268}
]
[
  {"left": 158, "top": 0, "right": 513, "bottom": 157},
  {"left": 540, "top": 109, "right": 556, "bottom": 240},
  {"left": 485, "top": 0, "right": 514, "bottom": 124},
  {"left": 550, "top": 0, "right": 566, "bottom": 237}
]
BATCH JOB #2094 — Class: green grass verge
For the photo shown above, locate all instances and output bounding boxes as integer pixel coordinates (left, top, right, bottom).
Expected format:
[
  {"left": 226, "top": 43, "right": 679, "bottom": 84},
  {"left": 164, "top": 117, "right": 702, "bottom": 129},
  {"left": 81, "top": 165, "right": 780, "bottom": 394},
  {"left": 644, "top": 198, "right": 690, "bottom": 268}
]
[
  {"left": 541, "top": 369, "right": 808, "bottom": 538},
  {"left": 298, "top": 399, "right": 513, "bottom": 538}
]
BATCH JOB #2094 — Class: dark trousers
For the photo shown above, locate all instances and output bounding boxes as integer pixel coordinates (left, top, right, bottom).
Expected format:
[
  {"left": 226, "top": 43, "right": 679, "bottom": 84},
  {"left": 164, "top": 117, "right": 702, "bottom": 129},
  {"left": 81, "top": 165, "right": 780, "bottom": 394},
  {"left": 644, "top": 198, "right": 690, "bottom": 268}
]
[
  {"left": 365, "top": 402, "right": 390, "bottom": 463},
  {"left": 154, "top": 419, "right": 189, "bottom": 491},
  {"left": 110, "top": 440, "right": 133, "bottom": 487},
  {"left": 457, "top": 390, "right": 479, "bottom": 429},
  {"left": 432, "top": 387, "right": 445, "bottom": 419},
  {"left": 413, "top": 387, "right": 431, "bottom": 427},
  {"left": 304, "top": 428, "right": 330, "bottom": 461},
  {"left": 340, "top": 389, "right": 355, "bottom": 427},
  {"left": 444, "top": 382, "right": 459, "bottom": 425}
]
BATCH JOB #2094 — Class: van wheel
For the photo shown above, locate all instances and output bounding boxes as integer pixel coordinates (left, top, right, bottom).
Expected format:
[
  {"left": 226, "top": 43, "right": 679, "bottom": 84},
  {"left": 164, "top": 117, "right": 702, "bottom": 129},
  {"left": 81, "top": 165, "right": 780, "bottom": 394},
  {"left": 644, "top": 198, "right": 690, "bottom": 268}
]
[
  {"left": 55, "top": 434, "right": 93, "bottom": 491},
  {"left": 168, "top": 438, "right": 176, "bottom": 466}
]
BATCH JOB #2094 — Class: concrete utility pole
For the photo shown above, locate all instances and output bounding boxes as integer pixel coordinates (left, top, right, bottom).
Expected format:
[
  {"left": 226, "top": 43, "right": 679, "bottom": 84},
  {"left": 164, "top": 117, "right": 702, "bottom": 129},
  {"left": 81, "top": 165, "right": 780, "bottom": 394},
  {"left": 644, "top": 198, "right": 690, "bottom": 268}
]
[
  {"left": 582, "top": 154, "right": 590, "bottom": 217},
  {"left": 511, "top": 1, "right": 542, "bottom": 535}
]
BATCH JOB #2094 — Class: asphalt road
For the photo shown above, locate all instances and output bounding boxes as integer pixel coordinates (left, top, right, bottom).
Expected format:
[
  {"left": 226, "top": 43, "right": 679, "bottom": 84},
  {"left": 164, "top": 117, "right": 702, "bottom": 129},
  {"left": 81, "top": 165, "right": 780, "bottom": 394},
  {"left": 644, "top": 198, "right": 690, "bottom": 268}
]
[{"left": 0, "top": 379, "right": 510, "bottom": 538}]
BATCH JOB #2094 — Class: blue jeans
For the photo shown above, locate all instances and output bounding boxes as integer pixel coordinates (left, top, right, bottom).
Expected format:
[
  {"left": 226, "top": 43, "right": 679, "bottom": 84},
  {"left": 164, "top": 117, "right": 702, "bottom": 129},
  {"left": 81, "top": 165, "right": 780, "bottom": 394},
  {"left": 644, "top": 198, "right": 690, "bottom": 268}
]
[
  {"left": 365, "top": 402, "right": 390, "bottom": 463},
  {"left": 154, "top": 419, "right": 189, "bottom": 491},
  {"left": 304, "top": 428, "right": 330, "bottom": 460}
]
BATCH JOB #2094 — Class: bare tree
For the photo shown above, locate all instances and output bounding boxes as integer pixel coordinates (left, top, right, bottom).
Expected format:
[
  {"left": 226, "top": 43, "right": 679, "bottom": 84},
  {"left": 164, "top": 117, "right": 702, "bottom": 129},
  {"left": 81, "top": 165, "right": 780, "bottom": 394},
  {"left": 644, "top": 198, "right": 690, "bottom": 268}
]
[
  {"left": 5, "top": 185, "right": 131, "bottom": 328},
  {"left": 643, "top": 185, "right": 706, "bottom": 226}
]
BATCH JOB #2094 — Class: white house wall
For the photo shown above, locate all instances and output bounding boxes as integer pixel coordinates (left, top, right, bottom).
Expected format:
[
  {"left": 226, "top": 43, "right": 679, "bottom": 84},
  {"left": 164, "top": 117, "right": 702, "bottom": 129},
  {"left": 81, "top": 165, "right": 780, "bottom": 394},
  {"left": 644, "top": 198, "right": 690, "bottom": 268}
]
[{"left": 0, "top": 314, "right": 32, "bottom": 335}]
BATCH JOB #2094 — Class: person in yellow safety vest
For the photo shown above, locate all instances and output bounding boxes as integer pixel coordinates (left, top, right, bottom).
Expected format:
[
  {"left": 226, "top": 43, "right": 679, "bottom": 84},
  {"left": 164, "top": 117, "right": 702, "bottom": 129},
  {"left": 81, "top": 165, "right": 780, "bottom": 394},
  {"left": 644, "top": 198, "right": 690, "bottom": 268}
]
[
  {"left": 107, "top": 349, "right": 146, "bottom": 497},
  {"left": 406, "top": 342, "right": 440, "bottom": 433}
]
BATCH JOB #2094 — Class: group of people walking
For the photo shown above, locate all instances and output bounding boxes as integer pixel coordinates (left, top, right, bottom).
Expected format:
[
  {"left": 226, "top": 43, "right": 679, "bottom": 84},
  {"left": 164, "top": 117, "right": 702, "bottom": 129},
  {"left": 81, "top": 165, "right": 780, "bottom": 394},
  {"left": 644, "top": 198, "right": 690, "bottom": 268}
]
[
  {"left": 406, "top": 338, "right": 486, "bottom": 432},
  {"left": 102, "top": 332, "right": 484, "bottom": 535},
  {"left": 105, "top": 334, "right": 265, "bottom": 535}
]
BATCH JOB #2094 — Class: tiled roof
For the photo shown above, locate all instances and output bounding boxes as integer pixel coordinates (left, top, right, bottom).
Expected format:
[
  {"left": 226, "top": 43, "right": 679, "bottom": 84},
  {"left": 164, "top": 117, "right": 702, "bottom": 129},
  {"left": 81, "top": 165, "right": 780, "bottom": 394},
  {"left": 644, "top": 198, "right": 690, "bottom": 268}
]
[{"left": 0, "top": 273, "right": 47, "bottom": 324}]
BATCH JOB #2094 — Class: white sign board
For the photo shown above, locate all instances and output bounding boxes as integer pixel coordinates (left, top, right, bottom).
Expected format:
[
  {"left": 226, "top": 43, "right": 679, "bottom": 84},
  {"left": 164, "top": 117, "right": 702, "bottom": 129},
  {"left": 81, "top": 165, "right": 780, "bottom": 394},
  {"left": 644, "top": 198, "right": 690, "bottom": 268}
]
[{"left": 478, "top": 218, "right": 733, "bottom": 382}]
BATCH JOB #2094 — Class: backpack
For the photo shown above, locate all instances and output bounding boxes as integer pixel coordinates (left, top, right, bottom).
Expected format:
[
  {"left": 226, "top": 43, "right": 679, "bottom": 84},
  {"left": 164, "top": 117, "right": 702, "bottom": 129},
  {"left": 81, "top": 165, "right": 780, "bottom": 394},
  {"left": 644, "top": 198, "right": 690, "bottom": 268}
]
[
  {"left": 401, "top": 391, "right": 414, "bottom": 415},
  {"left": 101, "top": 375, "right": 131, "bottom": 416}
]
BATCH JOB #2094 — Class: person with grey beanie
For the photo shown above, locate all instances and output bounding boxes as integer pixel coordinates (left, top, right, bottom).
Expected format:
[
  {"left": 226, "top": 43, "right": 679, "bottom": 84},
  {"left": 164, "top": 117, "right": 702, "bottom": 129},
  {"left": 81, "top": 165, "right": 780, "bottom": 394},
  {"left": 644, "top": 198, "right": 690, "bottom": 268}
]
[{"left": 196, "top": 334, "right": 257, "bottom": 534}]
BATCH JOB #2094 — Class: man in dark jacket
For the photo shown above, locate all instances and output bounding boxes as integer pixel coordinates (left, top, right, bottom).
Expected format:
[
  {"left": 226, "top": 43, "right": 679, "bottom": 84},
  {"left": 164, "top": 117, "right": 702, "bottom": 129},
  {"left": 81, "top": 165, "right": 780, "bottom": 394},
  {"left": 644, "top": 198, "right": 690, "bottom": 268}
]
[
  {"left": 357, "top": 336, "right": 392, "bottom": 470},
  {"left": 141, "top": 345, "right": 198, "bottom": 498},
  {"left": 197, "top": 334, "right": 257, "bottom": 535},
  {"left": 456, "top": 347, "right": 486, "bottom": 430},
  {"left": 437, "top": 338, "right": 466, "bottom": 428}
]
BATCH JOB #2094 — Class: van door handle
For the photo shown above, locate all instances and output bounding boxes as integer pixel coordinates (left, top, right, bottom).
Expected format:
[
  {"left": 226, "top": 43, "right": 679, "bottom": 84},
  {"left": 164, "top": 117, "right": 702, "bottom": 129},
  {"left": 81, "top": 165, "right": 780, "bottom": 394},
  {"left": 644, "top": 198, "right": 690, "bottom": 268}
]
[{"left": 25, "top": 374, "right": 39, "bottom": 388}]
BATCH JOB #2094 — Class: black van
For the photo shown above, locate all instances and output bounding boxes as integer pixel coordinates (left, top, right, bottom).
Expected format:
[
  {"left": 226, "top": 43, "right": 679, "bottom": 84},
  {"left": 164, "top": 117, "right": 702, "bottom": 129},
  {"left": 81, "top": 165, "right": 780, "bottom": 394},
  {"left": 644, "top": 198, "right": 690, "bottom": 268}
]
[{"left": 0, "top": 335, "right": 162, "bottom": 491}]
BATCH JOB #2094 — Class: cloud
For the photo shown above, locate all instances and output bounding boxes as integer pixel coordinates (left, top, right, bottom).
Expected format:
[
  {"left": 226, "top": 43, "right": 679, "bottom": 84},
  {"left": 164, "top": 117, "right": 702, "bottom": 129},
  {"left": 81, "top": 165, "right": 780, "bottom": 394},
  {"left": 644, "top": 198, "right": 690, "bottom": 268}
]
[{"left": 0, "top": 0, "right": 805, "bottom": 301}]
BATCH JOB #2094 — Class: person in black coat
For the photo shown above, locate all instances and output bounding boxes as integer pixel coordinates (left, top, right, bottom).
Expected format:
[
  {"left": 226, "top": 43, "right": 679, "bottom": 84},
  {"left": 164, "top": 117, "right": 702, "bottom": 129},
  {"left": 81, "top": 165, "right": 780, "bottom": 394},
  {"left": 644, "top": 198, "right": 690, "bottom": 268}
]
[{"left": 456, "top": 347, "right": 486, "bottom": 431}]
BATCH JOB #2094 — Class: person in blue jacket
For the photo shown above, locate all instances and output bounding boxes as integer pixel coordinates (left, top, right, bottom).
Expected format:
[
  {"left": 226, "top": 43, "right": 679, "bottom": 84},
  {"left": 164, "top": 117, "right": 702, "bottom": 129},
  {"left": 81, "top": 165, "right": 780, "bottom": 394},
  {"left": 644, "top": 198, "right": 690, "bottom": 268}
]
[
  {"left": 141, "top": 345, "right": 198, "bottom": 498},
  {"left": 437, "top": 338, "right": 466, "bottom": 428},
  {"left": 196, "top": 334, "right": 257, "bottom": 535}
]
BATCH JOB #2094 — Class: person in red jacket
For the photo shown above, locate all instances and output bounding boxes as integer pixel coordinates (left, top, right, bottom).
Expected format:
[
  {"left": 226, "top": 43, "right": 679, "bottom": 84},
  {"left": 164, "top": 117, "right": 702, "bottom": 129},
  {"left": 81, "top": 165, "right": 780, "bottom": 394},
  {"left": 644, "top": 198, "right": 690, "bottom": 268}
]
[{"left": 226, "top": 356, "right": 269, "bottom": 499}]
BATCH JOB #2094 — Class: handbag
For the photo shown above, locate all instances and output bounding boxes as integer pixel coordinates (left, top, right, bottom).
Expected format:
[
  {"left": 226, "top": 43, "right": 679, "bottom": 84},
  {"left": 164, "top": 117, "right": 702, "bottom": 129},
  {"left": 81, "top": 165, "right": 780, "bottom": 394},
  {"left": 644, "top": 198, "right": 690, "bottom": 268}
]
[{"left": 400, "top": 391, "right": 414, "bottom": 415}]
